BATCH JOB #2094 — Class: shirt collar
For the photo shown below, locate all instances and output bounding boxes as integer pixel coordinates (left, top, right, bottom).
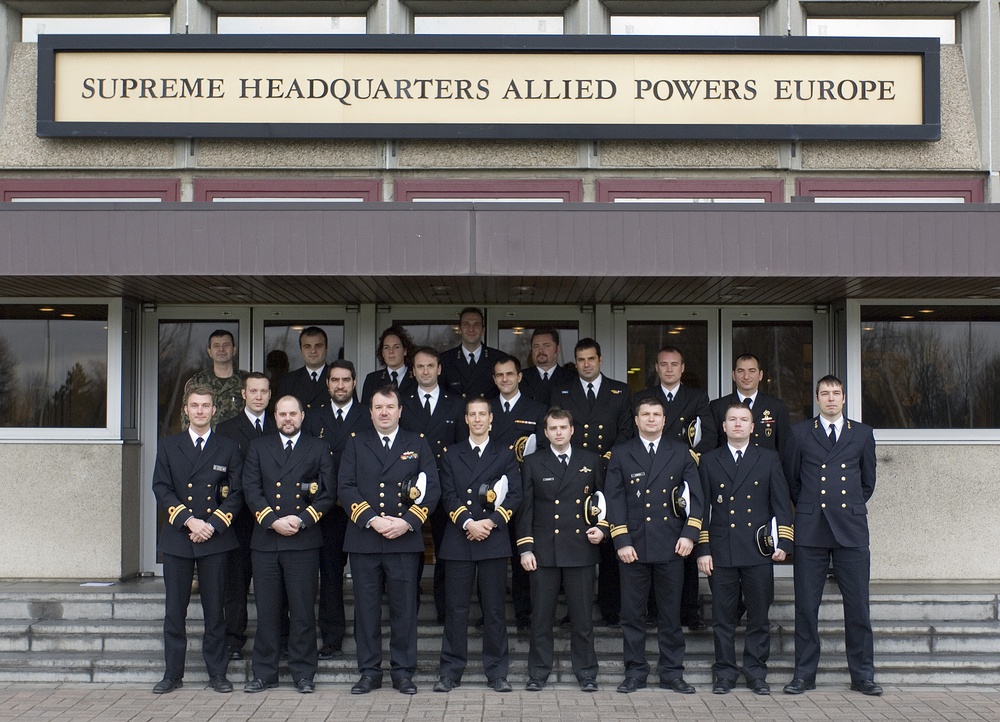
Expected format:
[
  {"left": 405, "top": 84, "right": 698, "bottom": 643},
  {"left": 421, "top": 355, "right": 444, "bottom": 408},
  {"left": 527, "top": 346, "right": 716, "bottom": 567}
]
[
  {"left": 333, "top": 398, "right": 353, "bottom": 416},
  {"left": 661, "top": 382, "right": 681, "bottom": 396},
  {"left": 739, "top": 390, "right": 759, "bottom": 405},
  {"left": 469, "top": 438, "right": 489, "bottom": 453},
  {"left": 728, "top": 441, "right": 750, "bottom": 461},
  {"left": 379, "top": 426, "right": 400, "bottom": 447},
  {"left": 279, "top": 430, "right": 301, "bottom": 448},
  {"left": 638, "top": 434, "right": 661, "bottom": 454},
  {"left": 501, "top": 391, "right": 521, "bottom": 408},
  {"left": 188, "top": 427, "right": 211, "bottom": 446},
  {"left": 551, "top": 446, "right": 572, "bottom": 462},
  {"left": 580, "top": 375, "right": 602, "bottom": 394},
  {"left": 244, "top": 407, "right": 266, "bottom": 425},
  {"left": 463, "top": 345, "right": 483, "bottom": 362}
]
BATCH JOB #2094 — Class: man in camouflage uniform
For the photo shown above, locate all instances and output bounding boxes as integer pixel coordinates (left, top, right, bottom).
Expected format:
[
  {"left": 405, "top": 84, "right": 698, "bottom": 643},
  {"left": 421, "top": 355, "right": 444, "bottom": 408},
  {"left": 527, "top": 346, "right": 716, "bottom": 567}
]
[{"left": 185, "top": 329, "right": 248, "bottom": 426}]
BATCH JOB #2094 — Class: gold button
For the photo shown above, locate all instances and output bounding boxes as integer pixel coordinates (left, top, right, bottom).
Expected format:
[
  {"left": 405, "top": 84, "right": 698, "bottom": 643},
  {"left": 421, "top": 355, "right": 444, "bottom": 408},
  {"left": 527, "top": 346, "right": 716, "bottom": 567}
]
[
  {"left": 821, "top": 477, "right": 826, "bottom": 482},
  {"left": 380, "top": 483, "right": 385, "bottom": 488},
  {"left": 187, "top": 484, "right": 192, "bottom": 488},
  {"left": 821, "top": 503, "right": 826, "bottom": 509},
  {"left": 555, "top": 500, "right": 560, "bottom": 505},
  {"left": 187, "top": 496, "right": 193, "bottom": 501},
  {"left": 467, "top": 489, "right": 472, "bottom": 494},
  {"left": 842, "top": 490, "right": 847, "bottom": 495},
  {"left": 842, "top": 503, "right": 847, "bottom": 508},
  {"left": 295, "top": 494, "right": 300, "bottom": 499},
  {"left": 747, "top": 522, "right": 752, "bottom": 527},
  {"left": 575, "top": 499, "right": 581, "bottom": 504},
  {"left": 842, "top": 477, "right": 847, "bottom": 481},
  {"left": 379, "top": 493, "right": 384, "bottom": 498},
  {"left": 821, "top": 464, "right": 826, "bottom": 469},
  {"left": 276, "top": 482, "right": 281, "bottom": 487},
  {"left": 576, "top": 514, "right": 581, "bottom": 519},
  {"left": 276, "top": 494, "right": 281, "bottom": 499},
  {"left": 842, "top": 463, "right": 847, "bottom": 469},
  {"left": 554, "top": 514, "right": 560, "bottom": 520},
  {"left": 276, "top": 506, "right": 281, "bottom": 511},
  {"left": 730, "top": 510, "right": 735, "bottom": 515},
  {"left": 207, "top": 508, "right": 212, "bottom": 513},
  {"left": 575, "top": 529, "right": 580, "bottom": 534},
  {"left": 468, "top": 500, "right": 473, "bottom": 505},
  {"left": 754, "top": 481, "right": 759, "bottom": 486},
  {"left": 584, "top": 424, "right": 590, "bottom": 429},
  {"left": 645, "top": 503, "right": 650, "bottom": 508},
  {"left": 747, "top": 508, "right": 752, "bottom": 513},
  {"left": 747, "top": 495, "right": 751, "bottom": 500},
  {"left": 598, "top": 425, "right": 604, "bottom": 430},
  {"left": 646, "top": 517, "right": 651, "bottom": 522},
  {"left": 821, "top": 490, "right": 826, "bottom": 495},
  {"left": 719, "top": 484, "right": 724, "bottom": 488},
  {"left": 554, "top": 529, "right": 560, "bottom": 534},
  {"left": 729, "top": 497, "right": 734, "bottom": 501},
  {"left": 731, "top": 523, "right": 736, "bottom": 528}
]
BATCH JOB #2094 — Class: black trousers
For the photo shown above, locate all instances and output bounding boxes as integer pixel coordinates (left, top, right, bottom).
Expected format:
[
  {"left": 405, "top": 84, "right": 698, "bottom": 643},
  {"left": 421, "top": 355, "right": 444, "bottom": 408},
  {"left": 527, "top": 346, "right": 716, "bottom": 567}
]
[
  {"left": 317, "top": 506, "right": 349, "bottom": 649},
  {"left": 440, "top": 557, "right": 509, "bottom": 682},
  {"left": 251, "top": 548, "right": 320, "bottom": 684},
  {"left": 507, "top": 523, "right": 531, "bottom": 622},
  {"left": 680, "top": 554, "right": 702, "bottom": 623},
  {"left": 793, "top": 544, "right": 875, "bottom": 683},
  {"left": 162, "top": 550, "right": 228, "bottom": 679},
  {"left": 224, "top": 510, "right": 253, "bottom": 651},
  {"left": 708, "top": 563, "right": 774, "bottom": 682},
  {"left": 619, "top": 558, "right": 685, "bottom": 682},
  {"left": 597, "top": 540, "right": 621, "bottom": 622},
  {"left": 528, "top": 565, "right": 598, "bottom": 682},
  {"left": 417, "top": 506, "right": 449, "bottom": 621},
  {"left": 351, "top": 551, "right": 421, "bottom": 682}
]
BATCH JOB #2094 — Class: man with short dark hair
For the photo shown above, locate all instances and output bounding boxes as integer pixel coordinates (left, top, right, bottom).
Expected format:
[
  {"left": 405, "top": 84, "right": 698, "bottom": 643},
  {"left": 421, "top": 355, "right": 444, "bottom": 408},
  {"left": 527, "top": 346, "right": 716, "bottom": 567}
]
[
  {"left": 697, "top": 402, "right": 793, "bottom": 696},
  {"left": 152, "top": 385, "right": 244, "bottom": 695},
  {"left": 276, "top": 326, "right": 330, "bottom": 412},
  {"left": 783, "top": 375, "right": 880, "bottom": 697},
  {"left": 440, "top": 307, "right": 501, "bottom": 400},
  {"left": 304, "top": 360, "right": 373, "bottom": 660},
  {"left": 339, "top": 386, "right": 441, "bottom": 696},
  {"left": 517, "top": 408, "right": 605, "bottom": 693},
  {"left": 434, "top": 398, "right": 522, "bottom": 693},
  {"left": 242, "top": 395, "right": 336, "bottom": 694},
  {"left": 216, "top": 372, "right": 277, "bottom": 661},
  {"left": 551, "top": 338, "right": 633, "bottom": 626},
  {"left": 184, "top": 329, "right": 247, "bottom": 426},
  {"left": 519, "top": 327, "right": 574, "bottom": 407}
]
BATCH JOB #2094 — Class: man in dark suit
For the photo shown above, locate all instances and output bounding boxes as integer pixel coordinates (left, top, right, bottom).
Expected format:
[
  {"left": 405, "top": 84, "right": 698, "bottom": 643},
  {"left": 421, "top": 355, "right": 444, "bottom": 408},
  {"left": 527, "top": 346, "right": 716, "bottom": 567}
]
[
  {"left": 303, "top": 360, "right": 373, "bottom": 660},
  {"left": 339, "top": 386, "right": 441, "bottom": 696},
  {"left": 276, "top": 326, "right": 330, "bottom": 413},
  {"left": 401, "top": 346, "right": 467, "bottom": 623},
  {"left": 152, "top": 385, "right": 244, "bottom": 695},
  {"left": 434, "top": 398, "right": 522, "bottom": 693},
  {"left": 489, "top": 355, "right": 546, "bottom": 630},
  {"left": 551, "top": 338, "right": 633, "bottom": 626},
  {"left": 696, "top": 403, "right": 794, "bottom": 696},
  {"left": 518, "top": 327, "right": 575, "bottom": 407},
  {"left": 516, "top": 408, "right": 606, "bottom": 692},
  {"left": 634, "top": 345, "right": 716, "bottom": 631},
  {"left": 440, "top": 306, "right": 501, "bottom": 400},
  {"left": 215, "top": 372, "right": 277, "bottom": 661},
  {"left": 783, "top": 375, "right": 881, "bottom": 697},
  {"left": 605, "top": 397, "right": 703, "bottom": 695},
  {"left": 710, "top": 353, "right": 793, "bottom": 468},
  {"left": 241, "top": 395, "right": 336, "bottom": 694},
  {"left": 360, "top": 325, "right": 417, "bottom": 406}
]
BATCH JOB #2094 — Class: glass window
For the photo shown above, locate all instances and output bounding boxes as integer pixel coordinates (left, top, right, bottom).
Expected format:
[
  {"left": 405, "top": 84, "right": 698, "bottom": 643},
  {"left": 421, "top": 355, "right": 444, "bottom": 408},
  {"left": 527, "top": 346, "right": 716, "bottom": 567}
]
[
  {"left": 731, "top": 321, "right": 814, "bottom": 422},
  {"left": 414, "top": 16, "right": 563, "bottom": 35},
  {"left": 626, "top": 321, "right": 709, "bottom": 394},
  {"left": 611, "top": 16, "right": 759, "bottom": 36},
  {"left": 796, "top": 178, "right": 983, "bottom": 203},
  {"left": 613, "top": 197, "right": 766, "bottom": 204},
  {"left": 22, "top": 16, "right": 171, "bottom": 42},
  {"left": 217, "top": 16, "right": 366, "bottom": 34},
  {"left": 0, "top": 305, "right": 108, "bottom": 428},
  {"left": 263, "top": 323, "right": 346, "bottom": 396},
  {"left": 813, "top": 197, "right": 966, "bottom": 204},
  {"left": 497, "top": 322, "right": 579, "bottom": 370},
  {"left": 861, "top": 306, "right": 1000, "bottom": 429},
  {"left": 806, "top": 18, "right": 955, "bottom": 43},
  {"left": 395, "top": 321, "right": 461, "bottom": 353}
]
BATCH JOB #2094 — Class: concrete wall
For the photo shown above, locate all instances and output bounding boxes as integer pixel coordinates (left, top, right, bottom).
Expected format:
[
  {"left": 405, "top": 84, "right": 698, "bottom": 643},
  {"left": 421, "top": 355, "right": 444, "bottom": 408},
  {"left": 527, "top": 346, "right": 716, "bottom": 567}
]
[
  {"left": 870, "top": 444, "right": 1000, "bottom": 581},
  {"left": 0, "top": 443, "right": 141, "bottom": 580}
]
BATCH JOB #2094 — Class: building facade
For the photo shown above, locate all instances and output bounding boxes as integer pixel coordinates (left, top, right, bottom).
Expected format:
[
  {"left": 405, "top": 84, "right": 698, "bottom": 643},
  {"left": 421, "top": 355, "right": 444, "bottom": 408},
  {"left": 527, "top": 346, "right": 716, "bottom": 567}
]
[{"left": 0, "top": 0, "right": 997, "bottom": 583}]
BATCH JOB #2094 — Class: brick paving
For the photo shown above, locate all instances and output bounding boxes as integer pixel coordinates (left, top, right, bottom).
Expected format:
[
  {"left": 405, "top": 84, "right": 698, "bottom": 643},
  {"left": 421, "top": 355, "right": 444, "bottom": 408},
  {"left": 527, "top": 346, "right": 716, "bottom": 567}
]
[{"left": 1, "top": 684, "right": 999, "bottom": 721}]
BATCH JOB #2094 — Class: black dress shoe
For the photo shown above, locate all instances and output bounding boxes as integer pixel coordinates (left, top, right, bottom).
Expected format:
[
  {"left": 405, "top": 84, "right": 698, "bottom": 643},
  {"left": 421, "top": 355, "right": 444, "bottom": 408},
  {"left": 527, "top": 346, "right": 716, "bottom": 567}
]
[
  {"left": 748, "top": 678, "right": 771, "bottom": 695},
  {"left": 489, "top": 677, "right": 513, "bottom": 693},
  {"left": 783, "top": 678, "right": 816, "bottom": 695},
  {"left": 685, "top": 618, "right": 707, "bottom": 632},
  {"left": 393, "top": 677, "right": 418, "bottom": 695},
  {"left": 295, "top": 679, "right": 315, "bottom": 694},
  {"left": 660, "top": 678, "right": 696, "bottom": 694},
  {"left": 516, "top": 618, "right": 531, "bottom": 632},
  {"left": 227, "top": 648, "right": 243, "bottom": 661},
  {"left": 351, "top": 675, "right": 382, "bottom": 695},
  {"left": 243, "top": 679, "right": 278, "bottom": 693},
  {"left": 433, "top": 677, "right": 460, "bottom": 692},
  {"left": 616, "top": 677, "right": 647, "bottom": 694},
  {"left": 580, "top": 677, "right": 599, "bottom": 693},
  {"left": 559, "top": 614, "right": 571, "bottom": 628},
  {"left": 850, "top": 680, "right": 883, "bottom": 696},
  {"left": 525, "top": 678, "right": 545, "bottom": 692},
  {"left": 474, "top": 616, "right": 485, "bottom": 629},
  {"left": 152, "top": 677, "right": 182, "bottom": 694},
  {"left": 603, "top": 615, "right": 621, "bottom": 627},
  {"left": 208, "top": 675, "right": 233, "bottom": 693},
  {"left": 712, "top": 679, "right": 734, "bottom": 695},
  {"left": 317, "top": 644, "right": 342, "bottom": 660}
]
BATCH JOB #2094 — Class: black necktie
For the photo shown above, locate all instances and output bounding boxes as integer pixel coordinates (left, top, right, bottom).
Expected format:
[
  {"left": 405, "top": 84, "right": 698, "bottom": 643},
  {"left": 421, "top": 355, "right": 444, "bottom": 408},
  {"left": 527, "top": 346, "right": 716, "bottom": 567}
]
[
  {"left": 335, "top": 408, "right": 344, "bottom": 425},
  {"left": 743, "top": 397, "right": 752, "bottom": 409},
  {"left": 558, "top": 453, "right": 568, "bottom": 468},
  {"left": 310, "top": 371, "right": 318, "bottom": 383},
  {"left": 587, "top": 383, "right": 596, "bottom": 405},
  {"left": 391, "top": 370, "right": 399, "bottom": 387},
  {"left": 542, "top": 371, "right": 549, "bottom": 382},
  {"left": 736, "top": 449, "right": 743, "bottom": 466},
  {"left": 383, "top": 435, "right": 391, "bottom": 455},
  {"left": 648, "top": 442, "right": 655, "bottom": 461},
  {"left": 195, "top": 436, "right": 204, "bottom": 452},
  {"left": 468, "top": 352, "right": 476, "bottom": 367},
  {"left": 828, "top": 425, "right": 837, "bottom": 444},
  {"left": 254, "top": 419, "right": 262, "bottom": 435},
  {"left": 666, "top": 391, "right": 674, "bottom": 403},
  {"left": 504, "top": 401, "right": 511, "bottom": 414},
  {"left": 474, "top": 445, "right": 481, "bottom": 458},
  {"left": 284, "top": 439, "right": 293, "bottom": 459},
  {"left": 424, "top": 394, "right": 432, "bottom": 414}
]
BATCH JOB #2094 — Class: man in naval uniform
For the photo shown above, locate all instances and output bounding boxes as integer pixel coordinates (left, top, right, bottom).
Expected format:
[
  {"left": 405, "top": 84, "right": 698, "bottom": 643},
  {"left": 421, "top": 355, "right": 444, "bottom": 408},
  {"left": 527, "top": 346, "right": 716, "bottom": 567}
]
[
  {"left": 276, "top": 326, "right": 331, "bottom": 413},
  {"left": 152, "top": 385, "right": 244, "bottom": 695},
  {"left": 696, "top": 402, "right": 794, "bottom": 696},
  {"left": 440, "top": 306, "right": 501, "bottom": 400},
  {"left": 433, "top": 397, "right": 522, "bottom": 693},
  {"left": 783, "top": 375, "right": 880, "bottom": 697},
  {"left": 339, "top": 386, "right": 441, "bottom": 696},
  {"left": 519, "top": 327, "right": 575, "bottom": 407}
]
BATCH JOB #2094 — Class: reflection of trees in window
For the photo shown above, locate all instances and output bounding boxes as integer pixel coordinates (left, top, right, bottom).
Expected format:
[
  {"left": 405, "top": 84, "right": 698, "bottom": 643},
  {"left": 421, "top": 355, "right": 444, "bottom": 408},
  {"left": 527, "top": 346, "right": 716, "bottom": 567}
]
[
  {"left": 862, "top": 320, "right": 1000, "bottom": 429},
  {"left": 731, "top": 323, "right": 813, "bottom": 422},
  {"left": 0, "top": 335, "right": 17, "bottom": 423}
]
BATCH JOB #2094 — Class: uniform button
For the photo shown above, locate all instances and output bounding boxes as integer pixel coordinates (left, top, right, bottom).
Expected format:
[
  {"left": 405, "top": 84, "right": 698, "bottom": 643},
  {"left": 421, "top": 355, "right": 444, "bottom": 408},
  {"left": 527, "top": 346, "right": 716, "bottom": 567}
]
[
  {"left": 598, "top": 425, "right": 604, "bottom": 430},
  {"left": 842, "top": 490, "right": 847, "bottom": 495},
  {"left": 646, "top": 517, "right": 651, "bottom": 522},
  {"left": 468, "top": 500, "right": 473, "bottom": 505},
  {"left": 729, "top": 496, "right": 734, "bottom": 501},
  {"left": 295, "top": 494, "right": 300, "bottom": 499},
  {"left": 206, "top": 496, "right": 211, "bottom": 501},
  {"left": 746, "top": 495, "right": 751, "bottom": 500},
  {"left": 379, "top": 483, "right": 385, "bottom": 488},
  {"left": 663, "top": 503, "right": 668, "bottom": 507},
  {"left": 276, "top": 482, "right": 281, "bottom": 487},
  {"left": 575, "top": 499, "right": 581, "bottom": 504},
  {"left": 842, "top": 503, "right": 847, "bottom": 508},
  {"left": 841, "top": 463, "right": 847, "bottom": 469},
  {"left": 554, "top": 529, "right": 560, "bottom": 534},
  {"left": 467, "top": 489, "right": 472, "bottom": 494},
  {"left": 842, "top": 476, "right": 847, "bottom": 481},
  {"left": 645, "top": 503, "right": 650, "bottom": 508},
  {"left": 730, "top": 510, "right": 735, "bottom": 515},
  {"left": 754, "top": 481, "right": 759, "bottom": 485},
  {"left": 821, "top": 464, "right": 827, "bottom": 469},
  {"left": 747, "top": 508, "right": 752, "bottom": 513},
  {"left": 555, "top": 500, "right": 560, "bottom": 505},
  {"left": 207, "top": 508, "right": 212, "bottom": 513},
  {"left": 719, "top": 484, "right": 724, "bottom": 488},
  {"left": 747, "top": 522, "right": 752, "bottom": 527},
  {"left": 275, "top": 506, "right": 281, "bottom": 511},
  {"left": 584, "top": 424, "right": 589, "bottom": 429},
  {"left": 276, "top": 494, "right": 281, "bottom": 499},
  {"left": 821, "top": 490, "right": 826, "bottom": 495},
  {"left": 554, "top": 514, "right": 560, "bottom": 520},
  {"left": 187, "top": 484, "right": 192, "bottom": 488},
  {"left": 597, "top": 434, "right": 603, "bottom": 439},
  {"left": 187, "top": 496, "right": 193, "bottom": 501},
  {"left": 731, "top": 523, "right": 736, "bottom": 528},
  {"left": 575, "top": 529, "right": 580, "bottom": 534},
  {"left": 583, "top": 443, "right": 589, "bottom": 447},
  {"left": 821, "top": 503, "right": 826, "bottom": 509},
  {"left": 821, "top": 477, "right": 826, "bottom": 482}
]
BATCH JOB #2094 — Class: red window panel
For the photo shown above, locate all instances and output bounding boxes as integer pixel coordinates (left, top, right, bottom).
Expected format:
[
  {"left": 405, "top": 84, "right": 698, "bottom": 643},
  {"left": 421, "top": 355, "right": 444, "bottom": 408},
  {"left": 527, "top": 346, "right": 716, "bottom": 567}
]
[
  {"left": 0, "top": 179, "right": 180, "bottom": 202},
  {"left": 795, "top": 178, "right": 984, "bottom": 203}
]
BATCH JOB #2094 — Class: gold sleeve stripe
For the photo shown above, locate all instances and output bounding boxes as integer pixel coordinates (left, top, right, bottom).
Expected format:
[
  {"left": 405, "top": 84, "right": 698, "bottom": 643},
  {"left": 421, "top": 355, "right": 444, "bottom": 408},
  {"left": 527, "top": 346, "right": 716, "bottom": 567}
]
[
  {"left": 610, "top": 526, "right": 628, "bottom": 538},
  {"left": 497, "top": 506, "right": 513, "bottom": 523},
  {"left": 410, "top": 505, "right": 429, "bottom": 524},
  {"left": 597, "top": 519, "right": 610, "bottom": 528},
  {"left": 698, "top": 531, "right": 710, "bottom": 544},
  {"left": 306, "top": 506, "right": 322, "bottom": 524},
  {"left": 255, "top": 507, "right": 274, "bottom": 524},
  {"left": 167, "top": 505, "right": 187, "bottom": 525},
  {"left": 350, "top": 501, "right": 371, "bottom": 524},
  {"left": 778, "top": 525, "right": 794, "bottom": 540},
  {"left": 689, "top": 449, "right": 701, "bottom": 466},
  {"left": 212, "top": 509, "right": 232, "bottom": 527},
  {"left": 686, "top": 517, "right": 703, "bottom": 530},
  {"left": 449, "top": 506, "right": 468, "bottom": 525},
  {"left": 516, "top": 536, "right": 534, "bottom": 546}
]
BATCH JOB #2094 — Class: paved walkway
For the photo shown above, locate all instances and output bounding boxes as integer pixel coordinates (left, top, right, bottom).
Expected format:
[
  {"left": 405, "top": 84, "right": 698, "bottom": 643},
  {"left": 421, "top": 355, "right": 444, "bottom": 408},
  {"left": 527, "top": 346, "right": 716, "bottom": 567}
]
[{"left": 1, "top": 683, "right": 999, "bottom": 721}]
